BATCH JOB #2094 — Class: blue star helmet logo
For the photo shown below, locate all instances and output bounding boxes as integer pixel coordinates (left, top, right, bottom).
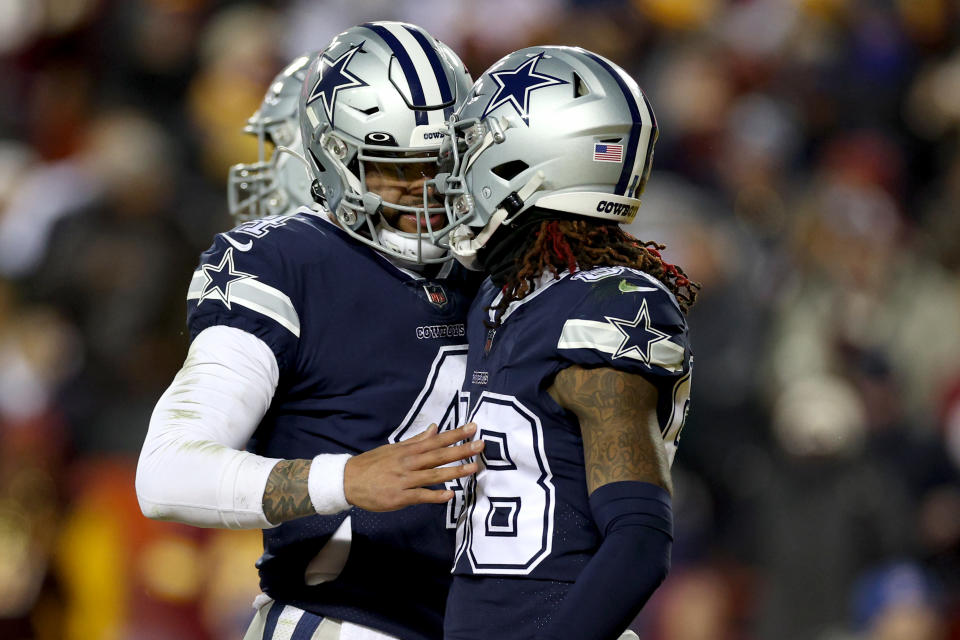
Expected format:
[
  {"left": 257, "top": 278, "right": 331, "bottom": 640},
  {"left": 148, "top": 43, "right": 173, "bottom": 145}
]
[
  {"left": 605, "top": 298, "right": 671, "bottom": 363},
  {"left": 306, "top": 45, "right": 369, "bottom": 128},
  {"left": 481, "top": 52, "right": 568, "bottom": 125}
]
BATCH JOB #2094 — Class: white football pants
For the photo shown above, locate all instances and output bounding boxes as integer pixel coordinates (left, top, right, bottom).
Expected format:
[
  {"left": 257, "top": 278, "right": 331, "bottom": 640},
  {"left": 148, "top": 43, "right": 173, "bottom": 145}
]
[{"left": 243, "top": 596, "right": 402, "bottom": 640}]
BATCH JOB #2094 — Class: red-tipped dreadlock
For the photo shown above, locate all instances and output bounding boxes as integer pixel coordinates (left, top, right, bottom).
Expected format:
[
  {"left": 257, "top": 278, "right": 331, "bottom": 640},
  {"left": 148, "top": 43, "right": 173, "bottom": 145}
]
[{"left": 486, "top": 219, "right": 699, "bottom": 328}]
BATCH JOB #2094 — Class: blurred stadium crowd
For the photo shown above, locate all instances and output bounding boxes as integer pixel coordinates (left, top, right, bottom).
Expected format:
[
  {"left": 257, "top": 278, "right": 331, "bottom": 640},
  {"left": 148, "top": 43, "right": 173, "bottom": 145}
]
[{"left": 0, "top": 0, "right": 958, "bottom": 639}]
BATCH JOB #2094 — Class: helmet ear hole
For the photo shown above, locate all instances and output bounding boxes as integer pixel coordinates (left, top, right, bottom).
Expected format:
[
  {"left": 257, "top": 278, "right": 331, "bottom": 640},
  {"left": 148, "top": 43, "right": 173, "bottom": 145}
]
[
  {"left": 573, "top": 72, "right": 591, "bottom": 98},
  {"left": 491, "top": 160, "right": 529, "bottom": 181}
]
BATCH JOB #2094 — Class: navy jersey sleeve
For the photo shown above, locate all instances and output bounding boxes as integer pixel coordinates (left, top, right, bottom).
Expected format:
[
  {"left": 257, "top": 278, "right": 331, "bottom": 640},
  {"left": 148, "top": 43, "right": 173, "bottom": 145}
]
[
  {"left": 185, "top": 228, "right": 304, "bottom": 373},
  {"left": 557, "top": 268, "right": 690, "bottom": 384}
]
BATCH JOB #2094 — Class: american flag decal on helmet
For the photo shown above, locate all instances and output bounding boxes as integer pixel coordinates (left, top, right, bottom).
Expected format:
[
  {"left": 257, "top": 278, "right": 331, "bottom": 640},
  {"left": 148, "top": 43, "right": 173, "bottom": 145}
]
[{"left": 593, "top": 143, "right": 623, "bottom": 162}]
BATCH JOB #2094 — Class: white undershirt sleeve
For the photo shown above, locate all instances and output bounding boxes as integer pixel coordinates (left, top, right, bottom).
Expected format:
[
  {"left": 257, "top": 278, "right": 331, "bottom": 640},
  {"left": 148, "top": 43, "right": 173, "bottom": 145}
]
[{"left": 135, "top": 325, "right": 283, "bottom": 529}]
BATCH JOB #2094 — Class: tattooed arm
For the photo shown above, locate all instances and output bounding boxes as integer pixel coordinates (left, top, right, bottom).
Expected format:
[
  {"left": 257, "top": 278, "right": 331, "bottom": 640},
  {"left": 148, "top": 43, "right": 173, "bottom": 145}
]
[
  {"left": 539, "top": 365, "right": 674, "bottom": 640},
  {"left": 548, "top": 364, "right": 671, "bottom": 495},
  {"left": 262, "top": 460, "right": 314, "bottom": 524}
]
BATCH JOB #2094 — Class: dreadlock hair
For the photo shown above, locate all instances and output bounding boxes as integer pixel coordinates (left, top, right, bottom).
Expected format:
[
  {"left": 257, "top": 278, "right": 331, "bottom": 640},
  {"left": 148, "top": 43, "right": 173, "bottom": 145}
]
[{"left": 485, "top": 216, "right": 700, "bottom": 328}]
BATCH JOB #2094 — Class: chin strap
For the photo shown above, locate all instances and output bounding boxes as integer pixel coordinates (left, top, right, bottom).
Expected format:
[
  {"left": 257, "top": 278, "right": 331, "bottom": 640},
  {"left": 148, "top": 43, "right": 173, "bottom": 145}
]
[
  {"left": 376, "top": 225, "right": 446, "bottom": 264},
  {"left": 275, "top": 145, "right": 311, "bottom": 172},
  {"left": 463, "top": 128, "right": 498, "bottom": 175},
  {"left": 450, "top": 171, "right": 545, "bottom": 269}
]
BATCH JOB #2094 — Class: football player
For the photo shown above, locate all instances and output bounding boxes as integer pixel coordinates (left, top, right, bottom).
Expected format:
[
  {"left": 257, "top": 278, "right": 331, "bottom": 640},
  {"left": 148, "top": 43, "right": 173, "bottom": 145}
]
[
  {"left": 136, "top": 23, "right": 482, "bottom": 640},
  {"left": 227, "top": 51, "right": 317, "bottom": 222},
  {"left": 435, "top": 47, "right": 699, "bottom": 640}
]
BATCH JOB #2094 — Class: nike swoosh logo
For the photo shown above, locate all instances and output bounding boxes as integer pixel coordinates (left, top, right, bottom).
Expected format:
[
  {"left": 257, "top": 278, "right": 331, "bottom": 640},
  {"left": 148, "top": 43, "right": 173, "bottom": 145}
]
[
  {"left": 618, "top": 279, "right": 656, "bottom": 294},
  {"left": 222, "top": 233, "right": 253, "bottom": 252}
]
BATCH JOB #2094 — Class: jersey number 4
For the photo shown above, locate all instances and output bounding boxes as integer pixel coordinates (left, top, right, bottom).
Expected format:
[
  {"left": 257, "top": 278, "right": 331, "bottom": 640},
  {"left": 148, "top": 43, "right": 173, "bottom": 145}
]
[{"left": 389, "top": 345, "right": 469, "bottom": 529}]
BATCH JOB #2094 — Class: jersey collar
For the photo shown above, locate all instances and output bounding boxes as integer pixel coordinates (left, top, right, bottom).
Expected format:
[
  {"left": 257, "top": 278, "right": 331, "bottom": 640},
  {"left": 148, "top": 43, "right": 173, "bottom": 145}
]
[{"left": 486, "top": 268, "right": 577, "bottom": 325}]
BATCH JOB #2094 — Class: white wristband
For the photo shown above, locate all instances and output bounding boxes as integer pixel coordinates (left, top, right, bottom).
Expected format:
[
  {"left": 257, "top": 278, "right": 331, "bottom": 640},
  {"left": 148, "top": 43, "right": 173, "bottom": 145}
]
[{"left": 307, "top": 453, "right": 353, "bottom": 514}]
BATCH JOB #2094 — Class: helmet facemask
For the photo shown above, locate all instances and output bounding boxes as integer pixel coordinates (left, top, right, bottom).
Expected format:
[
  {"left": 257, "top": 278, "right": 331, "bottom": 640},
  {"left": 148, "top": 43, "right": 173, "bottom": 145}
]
[
  {"left": 308, "top": 127, "right": 456, "bottom": 263},
  {"left": 437, "top": 114, "right": 546, "bottom": 269},
  {"left": 228, "top": 114, "right": 312, "bottom": 222},
  {"left": 228, "top": 52, "right": 316, "bottom": 223}
]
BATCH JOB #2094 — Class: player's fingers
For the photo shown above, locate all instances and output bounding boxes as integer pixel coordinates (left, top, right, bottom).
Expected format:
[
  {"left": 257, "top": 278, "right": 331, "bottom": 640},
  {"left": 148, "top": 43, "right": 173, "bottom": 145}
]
[
  {"left": 402, "top": 488, "right": 455, "bottom": 506},
  {"left": 433, "top": 422, "right": 478, "bottom": 447},
  {"left": 434, "top": 462, "right": 478, "bottom": 483},
  {"left": 406, "top": 422, "right": 477, "bottom": 453},
  {"left": 411, "top": 440, "right": 483, "bottom": 469},
  {"left": 403, "top": 424, "right": 439, "bottom": 445},
  {"left": 404, "top": 462, "right": 479, "bottom": 489}
]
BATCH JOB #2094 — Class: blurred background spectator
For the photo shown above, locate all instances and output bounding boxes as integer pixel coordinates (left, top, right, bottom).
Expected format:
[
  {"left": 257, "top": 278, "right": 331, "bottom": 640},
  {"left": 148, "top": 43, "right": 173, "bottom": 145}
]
[{"left": 0, "top": 1, "right": 957, "bottom": 639}]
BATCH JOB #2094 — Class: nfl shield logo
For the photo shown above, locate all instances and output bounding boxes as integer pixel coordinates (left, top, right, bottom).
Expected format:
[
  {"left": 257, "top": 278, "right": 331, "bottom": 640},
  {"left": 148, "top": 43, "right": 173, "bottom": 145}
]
[{"left": 423, "top": 283, "right": 448, "bottom": 308}]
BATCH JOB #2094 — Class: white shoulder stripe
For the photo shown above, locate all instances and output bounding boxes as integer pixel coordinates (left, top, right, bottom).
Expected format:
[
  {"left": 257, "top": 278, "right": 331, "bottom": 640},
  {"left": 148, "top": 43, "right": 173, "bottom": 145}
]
[
  {"left": 558, "top": 319, "right": 684, "bottom": 371},
  {"left": 271, "top": 604, "right": 305, "bottom": 638},
  {"left": 186, "top": 270, "right": 205, "bottom": 296},
  {"left": 187, "top": 270, "right": 301, "bottom": 337}
]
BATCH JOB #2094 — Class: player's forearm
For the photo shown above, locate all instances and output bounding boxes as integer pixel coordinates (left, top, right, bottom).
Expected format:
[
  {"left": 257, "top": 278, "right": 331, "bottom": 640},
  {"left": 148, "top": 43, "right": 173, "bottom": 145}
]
[
  {"left": 136, "top": 325, "right": 282, "bottom": 529},
  {"left": 537, "top": 526, "right": 671, "bottom": 640},
  {"left": 536, "top": 481, "right": 673, "bottom": 640},
  {"left": 262, "top": 454, "right": 351, "bottom": 524},
  {"left": 262, "top": 459, "right": 314, "bottom": 523},
  {"left": 135, "top": 384, "right": 282, "bottom": 528},
  {"left": 136, "top": 389, "right": 283, "bottom": 528}
]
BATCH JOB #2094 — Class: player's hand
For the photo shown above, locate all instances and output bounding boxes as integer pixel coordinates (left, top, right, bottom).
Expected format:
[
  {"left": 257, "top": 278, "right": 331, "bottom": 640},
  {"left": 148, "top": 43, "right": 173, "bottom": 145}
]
[{"left": 343, "top": 422, "right": 483, "bottom": 512}]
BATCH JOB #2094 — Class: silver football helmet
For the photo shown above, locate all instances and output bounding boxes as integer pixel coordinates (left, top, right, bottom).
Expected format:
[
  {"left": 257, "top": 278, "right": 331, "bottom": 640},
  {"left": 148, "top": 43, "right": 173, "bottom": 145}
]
[
  {"left": 227, "top": 53, "right": 316, "bottom": 223},
  {"left": 436, "top": 46, "right": 658, "bottom": 269},
  {"left": 299, "top": 22, "right": 472, "bottom": 264}
]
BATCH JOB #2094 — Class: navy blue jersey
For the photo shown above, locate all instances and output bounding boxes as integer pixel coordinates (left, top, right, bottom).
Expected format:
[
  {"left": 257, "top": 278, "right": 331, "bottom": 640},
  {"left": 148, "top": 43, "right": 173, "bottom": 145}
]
[
  {"left": 185, "top": 210, "right": 473, "bottom": 640},
  {"left": 446, "top": 266, "right": 692, "bottom": 639}
]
